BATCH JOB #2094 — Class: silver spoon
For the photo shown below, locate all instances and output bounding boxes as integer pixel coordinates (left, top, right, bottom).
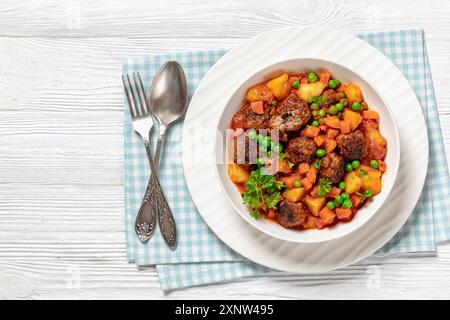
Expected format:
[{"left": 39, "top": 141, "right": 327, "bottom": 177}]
[
  {"left": 148, "top": 61, "right": 188, "bottom": 250},
  {"left": 150, "top": 61, "right": 189, "bottom": 166}
]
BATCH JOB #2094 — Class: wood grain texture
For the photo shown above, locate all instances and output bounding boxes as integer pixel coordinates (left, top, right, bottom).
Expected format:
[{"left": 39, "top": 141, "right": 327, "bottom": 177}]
[{"left": 0, "top": 0, "right": 450, "bottom": 299}]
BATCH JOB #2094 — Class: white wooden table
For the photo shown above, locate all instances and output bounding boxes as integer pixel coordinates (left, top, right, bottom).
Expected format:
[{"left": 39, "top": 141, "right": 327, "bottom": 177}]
[{"left": 1, "top": 0, "right": 450, "bottom": 299}]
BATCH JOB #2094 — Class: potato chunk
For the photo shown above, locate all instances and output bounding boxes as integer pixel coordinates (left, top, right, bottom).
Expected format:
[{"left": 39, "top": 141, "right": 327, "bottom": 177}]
[
  {"left": 304, "top": 196, "right": 325, "bottom": 216},
  {"left": 344, "top": 82, "right": 363, "bottom": 103},
  {"left": 357, "top": 166, "right": 382, "bottom": 195},
  {"left": 246, "top": 84, "right": 273, "bottom": 102},
  {"left": 343, "top": 109, "right": 363, "bottom": 131},
  {"left": 344, "top": 171, "right": 363, "bottom": 194},
  {"left": 282, "top": 188, "right": 305, "bottom": 203},
  {"left": 267, "top": 73, "right": 290, "bottom": 99},
  {"left": 297, "top": 82, "right": 326, "bottom": 101},
  {"left": 228, "top": 164, "right": 250, "bottom": 184}
]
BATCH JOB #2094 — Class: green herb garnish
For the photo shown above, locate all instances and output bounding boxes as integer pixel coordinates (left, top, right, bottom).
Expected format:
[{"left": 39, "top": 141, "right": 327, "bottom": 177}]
[
  {"left": 358, "top": 168, "right": 368, "bottom": 176},
  {"left": 317, "top": 178, "right": 333, "bottom": 197},
  {"left": 312, "top": 159, "right": 322, "bottom": 170},
  {"left": 241, "top": 169, "right": 284, "bottom": 219}
]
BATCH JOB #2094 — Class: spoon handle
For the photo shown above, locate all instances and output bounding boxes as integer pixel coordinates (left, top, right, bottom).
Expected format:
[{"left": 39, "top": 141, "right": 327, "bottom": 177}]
[
  {"left": 135, "top": 138, "right": 177, "bottom": 250},
  {"left": 153, "top": 123, "right": 167, "bottom": 170}
]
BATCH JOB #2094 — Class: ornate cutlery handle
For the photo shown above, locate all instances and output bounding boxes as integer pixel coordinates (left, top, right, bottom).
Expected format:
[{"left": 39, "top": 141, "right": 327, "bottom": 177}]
[{"left": 135, "top": 138, "right": 177, "bottom": 249}]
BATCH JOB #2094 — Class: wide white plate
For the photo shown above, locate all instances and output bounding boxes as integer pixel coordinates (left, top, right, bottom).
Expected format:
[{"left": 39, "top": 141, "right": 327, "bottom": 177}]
[{"left": 182, "top": 26, "right": 428, "bottom": 272}]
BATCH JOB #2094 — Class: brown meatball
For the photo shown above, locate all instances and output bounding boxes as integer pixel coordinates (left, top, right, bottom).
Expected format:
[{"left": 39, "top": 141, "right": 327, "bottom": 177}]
[
  {"left": 269, "top": 94, "right": 311, "bottom": 132},
  {"left": 319, "top": 152, "right": 345, "bottom": 183},
  {"left": 336, "top": 130, "right": 367, "bottom": 161},
  {"left": 285, "top": 136, "right": 317, "bottom": 165},
  {"left": 276, "top": 200, "right": 310, "bottom": 228},
  {"left": 322, "top": 89, "right": 340, "bottom": 105},
  {"left": 231, "top": 104, "right": 269, "bottom": 130}
]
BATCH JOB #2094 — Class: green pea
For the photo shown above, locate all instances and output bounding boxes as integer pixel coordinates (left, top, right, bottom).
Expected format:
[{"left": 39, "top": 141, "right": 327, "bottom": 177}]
[
  {"left": 328, "top": 105, "right": 338, "bottom": 115},
  {"left": 338, "top": 92, "right": 346, "bottom": 99},
  {"left": 257, "top": 134, "right": 265, "bottom": 143},
  {"left": 292, "top": 80, "right": 300, "bottom": 89},
  {"left": 274, "top": 144, "right": 283, "bottom": 153},
  {"left": 310, "top": 103, "right": 319, "bottom": 111},
  {"left": 340, "top": 98, "right": 348, "bottom": 106},
  {"left": 311, "top": 120, "right": 319, "bottom": 127},
  {"left": 328, "top": 79, "right": 340, "bottom": 89},
  {"left": 316, "top": 148, "right": 326, "bottom": 158},
  {"left": 318, "top": 109, "right": 326, "bottom": 118},
  {"left": 247, "top": 129, "right": 257, "bottom": 140},
  {"left": 338, "top": 181, "right": 345, "bottom": 189},
  {"left": 307, "top": 97, "right": 315, "bottom": 104},
  {"left": 342, "top": 199, "right": 353, "bottom": 208},
  {"left": 351, "top": 160, "right": 360, "bottom": 169},
  {"left": 336, "top": 102, "right": 344, "bottom": 112},
  {"left": 308, "top": 72, "right": 318, "bottom": 83},
  {"left": 341, "top": 192, "right": 349, "bottom": 200},
  {"left": 345, "top": 163, "right": 353, "bottom": 172},
  {"left": 335, "top": 195, "right": 344, "bottom": 205},
  {"left": 352, "top": 102, "right": 362, "bottom": 111},
  {"left": 370, "top": 160, "right": 379, "bottom": 169},
  {"left": 312, "top": 110, "right": 319, "bottom": 117},
  {"left": 271, "top": 100, "right": 277, "bottom": 106},
  {"left": 363, "top": 189, "right": 373, "bottom": 197},
  {"left": 267, "top": 150, "right": 273, "bottom": 157},
  {"left": 256, "top": 157, "right": 265, "bottom": 167},
  {"left": 293, "top": 180, "right": 302, "bottom": 188},
  {"left": 327, "top": 201, "right": 336, "bottom": 210},
  {"left": 261, "top": 136, "right": 271, "bottom": 148}
]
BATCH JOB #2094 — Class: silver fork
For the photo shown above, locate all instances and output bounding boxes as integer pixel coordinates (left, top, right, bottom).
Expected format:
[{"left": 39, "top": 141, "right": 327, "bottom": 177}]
[{"left": 122, "top": 73, "right": 176, "bottom": 249}]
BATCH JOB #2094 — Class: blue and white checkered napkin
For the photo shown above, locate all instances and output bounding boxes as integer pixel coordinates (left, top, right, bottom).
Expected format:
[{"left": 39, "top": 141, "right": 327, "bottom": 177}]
[{"left": 123, "top": 29, "right": 450, "bottom": 292}]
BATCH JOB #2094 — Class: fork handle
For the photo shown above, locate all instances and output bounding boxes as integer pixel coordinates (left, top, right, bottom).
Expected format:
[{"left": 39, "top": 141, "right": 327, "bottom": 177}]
[{"left": 136, "top": 139, "right": 177, "bottom": 249}]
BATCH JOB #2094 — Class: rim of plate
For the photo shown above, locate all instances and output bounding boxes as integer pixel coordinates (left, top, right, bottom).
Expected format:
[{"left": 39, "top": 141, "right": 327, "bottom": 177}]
[
  {"left": 214, "top": 57, "right": 401, "bottom": 244},
  {"left": 182, "top": 26, "right": 429, "bottom": 273}
]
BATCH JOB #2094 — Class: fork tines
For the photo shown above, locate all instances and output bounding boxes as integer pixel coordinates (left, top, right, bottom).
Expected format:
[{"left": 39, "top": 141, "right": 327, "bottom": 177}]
[{"left": 122, "top": 72, "right": 150, "bottom": 119}]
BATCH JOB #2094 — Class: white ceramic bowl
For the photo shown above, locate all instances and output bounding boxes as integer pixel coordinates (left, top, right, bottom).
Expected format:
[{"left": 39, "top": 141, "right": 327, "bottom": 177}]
[{"left": 215, "top": 58, "right": 400, "bottom": 243}]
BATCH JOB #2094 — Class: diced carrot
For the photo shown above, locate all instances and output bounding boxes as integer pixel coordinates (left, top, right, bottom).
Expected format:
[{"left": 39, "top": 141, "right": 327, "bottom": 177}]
[
  {"left": 350, "top": 193, "right": 364, "bottom": 208},
  {"left": 266, "top": 208, "right": 276, "bottom": 220},
  {"left": 319, "top": 207, "right": 336, "bottom": 225},
  {"left": 302, "top": 125, "right": 320, "bottom": 138},
  {"left": 336, "top": 208, "right": 353, "bottom": 220},
  {"left": 314, "top": 134, "right": 326, "bottom": 147},
  {"left": 362, "top": 109, "right": 379, "bottom": 120},
  {"left": 250, "top": 101, "right": 264, "bottom": 114},
  {"left": 325, "top": 139, "right": 337, "bottom": 153},
  {"left": 301, "top": 177, "right": 313, "bottom": 191},
  {"left": 306, "top": 167, "right": 317, "bottom": 184},
  {"left": 340, "top": 119, "right": 351, "bottom": 134},
  {"left": 378, "top": 160, "right": 387, "bottom": 173},
  {"left": 329, "top": 186, "right": 342, "bottom": 198},
  {"left": 327, "top": 128, "right": 339, "bottom": 139},
  {"left": 336, "top": 83, "right": 347, "bottom": 93},
  {"left": 319, "top": 70, "right": 331, "bottom": 84},
  {"left": 319, "top": 124, "right": 328, "bottom": 132},
  {"left": 324, "top": 116, "right": 340, "bottom": 129},
  {"left": 289, "top": 76, "right": 300, "bottom": 84},
  {"left": 280, "top": 174, "right": 300, "bottom": 188},
  {"left": 297, "top": 162, "right": 310, "bottom": 175},
  {"left": 302, "top": 215, "right": 318, "bottom": 229},
  {"left": 310, "top": 185, "right": 318, "bottom": 198}
]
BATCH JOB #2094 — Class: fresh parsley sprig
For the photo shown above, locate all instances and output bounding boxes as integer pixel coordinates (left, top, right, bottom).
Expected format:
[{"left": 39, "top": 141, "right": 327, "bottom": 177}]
[
  {"left": 241, "top": 169, "right": 284, "bottom": 219},
  {"left": 317, "top": 178, "right": 333, "bottom": 197}
]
